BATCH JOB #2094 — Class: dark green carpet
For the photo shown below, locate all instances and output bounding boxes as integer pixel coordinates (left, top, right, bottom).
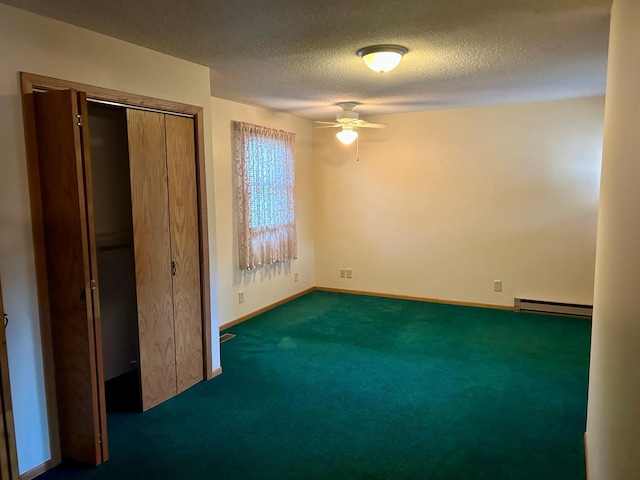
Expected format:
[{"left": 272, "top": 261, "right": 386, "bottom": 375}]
[{"left": 38, "top": 291, "right": 590, "bottom": 479}]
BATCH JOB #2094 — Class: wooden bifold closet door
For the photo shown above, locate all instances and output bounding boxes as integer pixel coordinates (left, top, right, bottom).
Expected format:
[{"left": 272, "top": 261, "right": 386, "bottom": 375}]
[
  {"left": 21, "top": 72, "right": 212, "bottom": 472},
  {"left": 32, "top": 89, "right": 108, "bottom": 466},
  {"left": 29, "top": 87, "right": 205, "bottom": 466},
  {"left": 165, "top": 115, "right": 203, "bottom": 395},
  {"left": 127, "top": 110, "right": 203, "bottom": 411}
]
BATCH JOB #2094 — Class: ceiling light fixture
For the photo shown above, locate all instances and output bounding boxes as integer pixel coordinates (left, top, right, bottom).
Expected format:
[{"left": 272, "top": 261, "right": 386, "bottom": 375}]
[
  {"left": 357, "top": 45, "right": 408, "bottom": 73},
  {"left": 336, "top": 127, "right": 358, "bottom": 145}
]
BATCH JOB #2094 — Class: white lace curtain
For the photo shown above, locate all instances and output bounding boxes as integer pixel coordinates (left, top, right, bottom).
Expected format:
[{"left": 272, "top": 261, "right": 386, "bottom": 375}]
[{"left": 233, "top": 121, "right": 296, "bottom": 270}]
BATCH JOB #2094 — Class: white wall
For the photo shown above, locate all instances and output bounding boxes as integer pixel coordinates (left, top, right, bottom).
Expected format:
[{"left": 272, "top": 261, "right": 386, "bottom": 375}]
[
  {"left": 313, "top": 97, "right": 603, "bottom": 306},
  {"left": 587, "top": 0, "right": 640, "bottom": 478},
  {"left": 211, "top": 97, "right": 315, "bottom": 327},
  {"left": 0, "top": 4, "right": 220, "bottom": 474}
]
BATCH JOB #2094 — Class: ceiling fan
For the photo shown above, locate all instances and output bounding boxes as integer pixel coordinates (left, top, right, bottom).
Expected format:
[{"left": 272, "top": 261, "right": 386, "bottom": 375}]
[{"left": 315, "top": 103, "right": 387, "bottom": 145}]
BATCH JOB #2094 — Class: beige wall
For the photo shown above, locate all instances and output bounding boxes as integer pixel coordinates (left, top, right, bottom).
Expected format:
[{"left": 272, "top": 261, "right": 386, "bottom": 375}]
[
  {"left": 0, "top": 4, "right": 219, "bottom": 474},
  {"left": 313, "top": 97, "right": 603, "bottom": 306},
  {"left": 211, "top": 97, "right": 315, "bottom": 327},
  {"left": 587, "top": 0, "right": 640, "bottom": 478}
]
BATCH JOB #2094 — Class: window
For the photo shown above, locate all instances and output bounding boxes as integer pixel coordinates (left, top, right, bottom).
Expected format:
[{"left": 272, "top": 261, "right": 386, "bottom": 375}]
[{"left": 233, "top": 121, "right": 296, "bottom": 270}]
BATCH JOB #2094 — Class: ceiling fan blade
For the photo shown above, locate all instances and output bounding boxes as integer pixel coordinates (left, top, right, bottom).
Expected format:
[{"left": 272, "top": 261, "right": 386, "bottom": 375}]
[
  {"left": 314, "top": 121, "right": 341, "bottom": 125},
  {"left": 313, "top": 124, "right": 342, "bottom": 129},
  {"left": 356, "top": 119, "right": 388, "bottom": 128}
]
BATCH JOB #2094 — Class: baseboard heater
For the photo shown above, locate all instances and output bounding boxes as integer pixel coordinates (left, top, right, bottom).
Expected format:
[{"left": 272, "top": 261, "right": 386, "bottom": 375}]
[{"left": 514, "top": 298, "right": 592, "bottom": 318}]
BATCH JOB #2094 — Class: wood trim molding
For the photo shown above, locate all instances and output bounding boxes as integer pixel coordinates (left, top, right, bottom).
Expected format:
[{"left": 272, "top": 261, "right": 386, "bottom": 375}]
[
  {"left": 211, "top": 367, "right": 223, "bottom": 379},
  {"left": 19, "top": 72, "right": 212, "bottom": 471},
  {"left": 220, "top": 288, "right": 315, "bottom": 331},
  {"left": 21, "top": 73, "right": 201, "bottom": 115},
  {"left": 314, "top": 287, "right": 514, "bottom": 311},
  {"left": 220, "top": 286, "right": 514, "bottom": 332},
  {"left": 18, "top": 458, "right": 56, "bottom": 480},
  {"left": 194, "top": 110, "right": 213, "bottom": 381}
]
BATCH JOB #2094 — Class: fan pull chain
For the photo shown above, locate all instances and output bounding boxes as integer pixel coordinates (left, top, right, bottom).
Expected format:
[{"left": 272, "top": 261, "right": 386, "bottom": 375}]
[{"left": 356, "top": 135, "right": 359, "bottom": 162}]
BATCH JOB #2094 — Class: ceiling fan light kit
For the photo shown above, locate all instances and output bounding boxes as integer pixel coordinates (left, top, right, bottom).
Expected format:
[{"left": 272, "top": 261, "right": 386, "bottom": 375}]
[
  {"left": 314, "top": 103, "right": 387, "bottom": 149},
  {"left": 357, "top": 45, "right": 408, "bottom": 73},
  {"left": 336, "top": 128, "right": 358, "bottom": 145}
]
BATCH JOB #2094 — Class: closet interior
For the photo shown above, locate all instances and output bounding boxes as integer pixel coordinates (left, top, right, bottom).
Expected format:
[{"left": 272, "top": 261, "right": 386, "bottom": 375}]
[{"left": 88, "top": 102, "right": 140, "bottom": 412}]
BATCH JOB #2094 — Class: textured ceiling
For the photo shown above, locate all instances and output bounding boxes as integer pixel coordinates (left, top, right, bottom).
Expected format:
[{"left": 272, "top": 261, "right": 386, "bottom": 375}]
[{"left": 3, "top": 0, "right": 612, "bottom": 120}]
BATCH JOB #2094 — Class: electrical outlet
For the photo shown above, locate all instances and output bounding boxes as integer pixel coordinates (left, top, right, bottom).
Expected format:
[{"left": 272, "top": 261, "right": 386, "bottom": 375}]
[
  {"left": 346, "top": 268, "right": 353, "bottom": 279},
  {"left": 493, "top": 280, "right": 502, "bottom": 292},
  {"left": 294, "top": 272, "right": 299, "bottom": 283},
  {"left": 340, "top": 269, "right": 346, "bottom": 279},
  {"left": 238, "top": 291, "right": 244, "bottom": 304}
]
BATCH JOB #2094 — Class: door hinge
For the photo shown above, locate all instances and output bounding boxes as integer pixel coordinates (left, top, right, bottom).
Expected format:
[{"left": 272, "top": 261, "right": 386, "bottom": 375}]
[
  {"left": 97, "top": 433, "right": 102, "bottom": 444},
  {"left": 171, "top": 261, "right": 177, "bottom": 277},
  {"left": 77, "top": 114, "right": 83, "bottom": 127},
  {"left": 90, "top": 279, "right": 97, "bottom": 291}
]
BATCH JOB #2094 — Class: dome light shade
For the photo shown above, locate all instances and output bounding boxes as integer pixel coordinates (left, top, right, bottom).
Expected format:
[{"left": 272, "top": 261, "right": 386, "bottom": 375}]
[
  {"left": 357, "top": 45, "right": 408, "bottom": 73},
  {"left": 336, "top": 128, "right": 358, "bottom": 145}
]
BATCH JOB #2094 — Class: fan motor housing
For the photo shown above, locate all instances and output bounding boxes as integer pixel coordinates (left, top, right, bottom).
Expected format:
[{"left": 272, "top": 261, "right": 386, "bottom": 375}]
[{"left": 337, "top": 110, "right": 359, "bottom": 122}]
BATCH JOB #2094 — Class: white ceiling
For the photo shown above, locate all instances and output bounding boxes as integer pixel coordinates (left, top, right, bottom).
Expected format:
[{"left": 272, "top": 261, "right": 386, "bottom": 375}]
[{"left": 3, "top": 0, "right": 612, "bottom": 120}]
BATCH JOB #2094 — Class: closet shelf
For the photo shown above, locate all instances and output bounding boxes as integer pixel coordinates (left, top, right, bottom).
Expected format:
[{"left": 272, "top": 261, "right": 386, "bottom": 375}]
[
  {"left": 97, "top": 242, "right": 132, "bottom": 252},
  {"left": 95, "top": 230, "right": 133, "bottom": 252}
]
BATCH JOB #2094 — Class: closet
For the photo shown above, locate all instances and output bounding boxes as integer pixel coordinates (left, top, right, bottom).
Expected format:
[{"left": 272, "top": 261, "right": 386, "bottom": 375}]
[
  {"left": 29, "top": 85, "right": 206, "bottom": 466},
  {"left": 89, "top": 103, "right": 203, "bottom": 411}
]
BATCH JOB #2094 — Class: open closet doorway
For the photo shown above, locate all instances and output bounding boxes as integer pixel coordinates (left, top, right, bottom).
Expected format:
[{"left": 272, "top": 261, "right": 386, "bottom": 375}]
[{"left": 88, "top": 102, "right": 141, "bottom": 413}]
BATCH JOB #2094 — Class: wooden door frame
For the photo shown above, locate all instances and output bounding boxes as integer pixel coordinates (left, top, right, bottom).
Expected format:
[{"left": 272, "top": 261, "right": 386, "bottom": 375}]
[{"left": 19, "top": 72, "right": 213, "bottom": 469}]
